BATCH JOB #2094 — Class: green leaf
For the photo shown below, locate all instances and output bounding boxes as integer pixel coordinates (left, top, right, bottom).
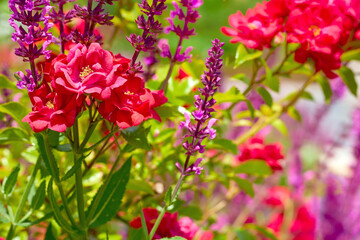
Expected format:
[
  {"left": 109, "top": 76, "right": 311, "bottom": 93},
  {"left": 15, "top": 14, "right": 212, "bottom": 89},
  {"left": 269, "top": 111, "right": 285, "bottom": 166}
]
[
  {"left": 88, "top": 158, "right": 132, "bottom": 228},
  {"left": 287, "top": 106, "right": 302, "bottom": 122},
  {"left": 235, "top": 228, "right": 256, "bottom": 240},
  {"left": 47, "top": 179, "right": 74, "bottom": 233},
  {"left": 235, "top": 44, "right": 262, "bottom": 68},
  {"left": 214, "top": 86, "right": 245, "bottom": 104},
  {"left": 260, "top": 58, "right": 279, "bottom": 92},
  {"left": 122, "top": 126, "right": 151, "bottom": 151},
  {"left": 315, "top": 75, "right": 332, "bottom": 103},
  {"left": 45, "top": 222, "right": 58, "bottom": 240},
  {"left": 338, "top": 66, "right": 357, "bottom": 97},
  {"left": 56, "top": 144, "right": 72, "bottom": 152},
  {"left": 0, "top": 201, "right": 10, "bottom": 223},
  {"left": 206, "top": 138, "right": 238, "bottom": 154},
  {"left": 61, "top": 155, "right": 86, "bottom": 182},
  {"left": 35, "top": 133, "right": 59, "bottom": 180},
  {"left": 165, "top": 186, "right": 173, "bottom": 206},
  {"left": 126, "top": 180, "right": 154, "bottom": 195},
  {"left": 31, "top": 180, "right": 46, "bottom": 210},
  {"left": 3, "top": 164, "right": 20, "bottom": 195},
  {"left": 0, "top": 102, "right": 30, "bottom": 131},
  {"left": 48, "top": 130, "right": 60, "bottom": 148},
  {"left": 155, "top": 105, "right": 182, "bottom": 119},
  {"left": 256, "top": 87, "right": 273, "bottom": 106},
  {"left": 178, "top": 205, "right": 203, "bottom": 220},
  {"left": 127, "top": 228, "right": 143, "bottom": 240},
  {"left": 231, "top": 73, "right": 250, "bottom": 85},
  {"left": 232, "top": 177, "right": 255, "bottom": 198},
  {"left": 140, "top": 209, "right": 149, "bottom": 240},
  {"left": 271, "top": 119, "right": 288, "bottom": 136},
  {"left": 0, "top": 74, "right": 19, "bottom": 90},
  {"left": 341, "top": 48, "right": 360, "bottom": 61},
  {"left": 301, "top": 91, "right": 314, "bottom": 101},
  {"left": 0, "top": 127, "right": 29, "bottom": 145},
  {"left": 244, "top": 224, "right": 278, "bottom": 240},
  {"left": 235, "top": 160, "right": 272, "bottom": 176}
]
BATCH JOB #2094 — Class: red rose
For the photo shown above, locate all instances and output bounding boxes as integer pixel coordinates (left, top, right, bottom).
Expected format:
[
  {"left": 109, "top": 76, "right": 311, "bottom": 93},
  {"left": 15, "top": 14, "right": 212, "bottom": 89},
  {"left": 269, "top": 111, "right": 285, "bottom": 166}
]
[{"left": 99, "top": 75, "right": 167, "bottom": 129}]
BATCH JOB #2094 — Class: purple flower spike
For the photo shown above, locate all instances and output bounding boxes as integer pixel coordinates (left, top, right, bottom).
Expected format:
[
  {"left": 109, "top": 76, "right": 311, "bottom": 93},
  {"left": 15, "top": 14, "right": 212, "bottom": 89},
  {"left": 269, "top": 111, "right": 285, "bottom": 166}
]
[
  {"left": 9, "top": 0, "right": 54, "bottom": 91},
  {"left": 178, "top": 39, "right": 224, "bottom": 176},
  {"left": 127, "top": 0, "right": 167, "bottom": 67}
]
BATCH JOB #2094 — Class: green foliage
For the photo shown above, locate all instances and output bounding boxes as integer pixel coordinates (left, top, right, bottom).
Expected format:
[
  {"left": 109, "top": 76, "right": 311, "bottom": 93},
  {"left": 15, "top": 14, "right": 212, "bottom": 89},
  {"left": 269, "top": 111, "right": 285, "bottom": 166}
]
[
  {"left": 234, "top": 44, "right": 262, "bottom": 68},
  {"left": 207, "top": 138, "right": 238, "bottom": 155},
  {"left": 127, "top": 180, "right": 154, "bottom": 195},
  {"left": 2, "top": 164, "right": 20, "bottom": 195},
  {"left": 88, "top": 158, "right": 131, "bottom": 228},
  {"left": 271, "top": 119, "right": 288, "bottom": 136},
  {"left": 30, "top": 180, "right": 46, "bottom": 210},
  {"left": 165, "top": 186, "right": 173, "bottom": 206},
  {"left": 232, "top": 177, "right": 255, "bottom": 198},
  {"left": 0, "top": 201, "right": 11, "bottom": 223},
  {"left": 235, "top": 160, "right": 272, "bottom": 176},
  {"left": 178, "top": 205, "right": 203, "bottom": 220},
  {"left": 0, "top": 102, "right": 30, "bottom": 131},
  {"left": 0, "top": 74, "right": 19, "bottom": 90},
  {"left": 0, "top": 127, "right": 29, "bottom": 145},
  {"left": 235, "top": 228, "right": 256, "bottom": 240},
  {"left": 256, "top": 87, "right": 273, "bottom": 106},
  {"left": 315, "top": 75, "right": 332, "bottom": 103},
  {"left": 122, "top": 126, "right": 151, "bottom": 151},
  {"left": 338, "top": 66, "right": 357, "bottom": 97},
  {"left": 341, "top": 48, "right": 360, "bottom": 61},
  {"left": 243, "top": 224, "right": 278, "bottom": 240},
  {"left": 159, "top": 237, "right": 187, "bottom": 240}
]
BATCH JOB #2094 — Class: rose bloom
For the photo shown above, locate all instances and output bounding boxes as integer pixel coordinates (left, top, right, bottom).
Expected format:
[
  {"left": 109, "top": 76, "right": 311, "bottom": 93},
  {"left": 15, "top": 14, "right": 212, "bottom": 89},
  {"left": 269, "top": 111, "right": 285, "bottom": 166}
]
[
  {"left": 221, "top": 2, "right": 283, "bottom": 50},
  {"left": 130, "top": 207, "right": 198, "bottom": 240},
  {"left": 99, "top": 75, "right": 167, "bottom": 129},
  {"left": 236, "top": 136, "right": 284, "bottom": 171},
  {"left": 23, "top": 83, "right": 80, "bottom": 132}
]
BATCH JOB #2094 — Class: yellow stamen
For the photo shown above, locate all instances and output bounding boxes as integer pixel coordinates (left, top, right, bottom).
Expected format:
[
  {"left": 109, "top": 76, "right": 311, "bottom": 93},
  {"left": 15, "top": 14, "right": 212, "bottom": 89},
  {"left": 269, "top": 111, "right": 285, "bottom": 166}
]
[
  {"left": 309, "top": 25, "right": 321, "bottom": 37},
  {"left": 79, "top": 66, "right": 93, "bottom": 80},
  {"left": 124, "top": 91, "right": 134, "bottom": 95},
  {"left": 46, "top": 101, "right": 54, "bottom": 109}
]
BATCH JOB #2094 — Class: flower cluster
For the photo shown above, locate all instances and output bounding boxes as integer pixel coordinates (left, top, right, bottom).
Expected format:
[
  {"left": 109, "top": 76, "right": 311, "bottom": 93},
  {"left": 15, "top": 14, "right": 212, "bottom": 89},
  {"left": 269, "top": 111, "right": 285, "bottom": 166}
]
[
  {"left": 177, "top": 39, "right": 224, "bottom": 175},
  {"left": 159, "top": 0, "right": 202, "bottom": 63},
  {"left": 127, "top": 0, "right": 166, "bottom": 58},
  {"left": 130, "top": 208, "right": 198, "bottom": 240},
  {"left": 236, "top": 136, "right": 284, "bottom": 171},
  {"left": 221, "top": 0, "right": 360, "bottom": 78},
  {"left": 9, "top": 0, "right": 54, "bottom": 91},
  {"left": 23, "top": 43, "right": 167, "bottom": 132}
]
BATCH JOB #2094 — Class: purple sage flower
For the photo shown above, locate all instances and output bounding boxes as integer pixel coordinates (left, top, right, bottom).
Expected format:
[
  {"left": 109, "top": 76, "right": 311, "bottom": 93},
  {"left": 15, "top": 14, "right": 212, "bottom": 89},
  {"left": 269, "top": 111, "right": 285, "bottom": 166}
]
[
  {"left": 177, "top": 39, "right": 224, "bottom": 176},
  {"left": 9, "top": 0, "right": 54, "bottom": 91}
]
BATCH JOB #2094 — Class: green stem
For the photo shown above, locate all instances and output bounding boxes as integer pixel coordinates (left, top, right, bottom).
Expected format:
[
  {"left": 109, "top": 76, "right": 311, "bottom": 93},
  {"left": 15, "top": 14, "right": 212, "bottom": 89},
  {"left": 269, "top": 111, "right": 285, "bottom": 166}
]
[
  {"left": 7, "top": 158, "right": 40, "bottom": 239},
  {"left": 43, "top": 133, "right": 77, "bottom": 226},
  {"left": 73, "top": 119, "right": 88, "bottom": 237},
  {"left": 149, "top": 175, "right": 185, "bottom": 239}
]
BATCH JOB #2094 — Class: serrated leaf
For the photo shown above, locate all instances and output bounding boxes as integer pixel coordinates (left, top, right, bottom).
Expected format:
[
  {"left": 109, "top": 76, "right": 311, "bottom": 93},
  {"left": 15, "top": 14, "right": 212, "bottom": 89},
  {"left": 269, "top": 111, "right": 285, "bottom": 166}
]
[
  {"left": 3, "top": 164, "right": 20, "bottom": 195},
  {"left": 122, "top": 126, "right": 151, "bottom": 151},
  {"left": 140, "top": 209, "right": 149, "bottom": 240},
  {"left": 207, "top": 138, "right": 238, "bottom": 154},
  {"left": 315, "top": 75, "right": 332, "bottom": 103},
  {"left": 271, "top": 119, "right": 288, "bottom": 136},
  {"left": 338, "top": 66, "right": 357, "bottom": 97},
  {"left": 214, "top": 86, "right": 245, "bottom": 104},
  {"left": 0, "top": 127, "right": 29, "bottom": 145},
  {"left": 126, "top": 180, "right": 154, "bottom": 195},
  {"left": 0, "top": 201, "right": 10, "bottom": 223},
  {"left": 235, "top": 44, "right": 262, "bottom": 68},
  {"left": 235, "top": 160, "right": 272, "bottom": 176},
  {"left": 165, "top": 186, "right": 173, "bottom": 206},
  {"left": 48, "top": 130, "right": 60, "bottom": 148},
  {"left": 341, "top": 48, "right": 360, "bottom": 61},
  {"left": 0, "top": 74, "right": 19, "bottom": 90},
  {"left": 31, "top": 180, "right": 46, "bottom": 210},
  {"left": 0, "top": 102, "right": 30, "bottom": 131},
  {"left": 257, "top": 87, "right": 273, "bottom": 106},
  {"left": 232, "top": 177, "right": 255, "bottom": 198},
  {"left": 88, "top": 158, "right": 131, "bottom": 227}
]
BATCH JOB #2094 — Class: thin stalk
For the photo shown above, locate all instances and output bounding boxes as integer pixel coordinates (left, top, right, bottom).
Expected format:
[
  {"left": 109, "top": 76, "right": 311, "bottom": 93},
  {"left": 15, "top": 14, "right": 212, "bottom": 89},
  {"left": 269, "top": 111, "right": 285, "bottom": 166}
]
[
  {"left": 43, "top": 133, "right": 77, "bottom": 226},
  {"left": 5, "top": 158, "right": 40, "bottom": 240},
  {"left": 149, "top": 175, "right": 185, "bottom": 239},
  {"left": 73, "top": 119, "right": 87, "bottom": 236}
]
